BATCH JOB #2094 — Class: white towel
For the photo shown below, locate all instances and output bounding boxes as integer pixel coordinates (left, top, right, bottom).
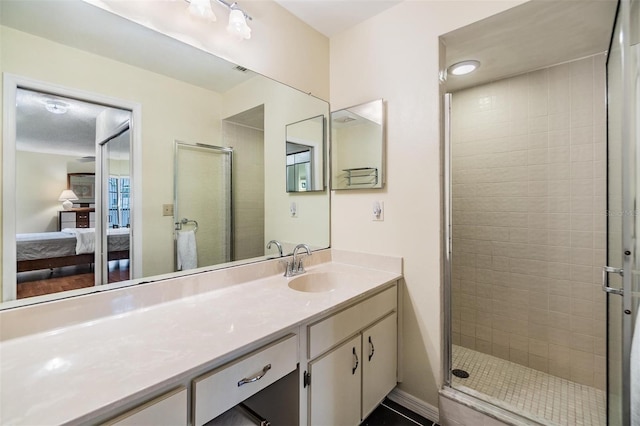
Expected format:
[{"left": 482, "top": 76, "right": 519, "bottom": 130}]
[
  {"left": 74, "top": 228, "right": 95, "bottom": 254},
  {"left": 177, "top": 230, "right": 197, "bottom": 271},
  {"left": 632, "top": 309, "right": 640, "bottom": 425}
]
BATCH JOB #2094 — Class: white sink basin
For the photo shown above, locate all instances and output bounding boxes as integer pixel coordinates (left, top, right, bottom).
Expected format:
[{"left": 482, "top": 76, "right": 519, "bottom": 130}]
[{"left": 288, "top": 272, "right": 351, "bottom": 293}]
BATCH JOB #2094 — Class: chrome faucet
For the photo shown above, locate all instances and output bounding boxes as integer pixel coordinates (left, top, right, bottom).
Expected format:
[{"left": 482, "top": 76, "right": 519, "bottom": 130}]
[
  {"left": 266, "top": 240, "right": 283, "bottom": 257},
  {"left": 284, "top": 243, "right": 312, "bottom": 277}
]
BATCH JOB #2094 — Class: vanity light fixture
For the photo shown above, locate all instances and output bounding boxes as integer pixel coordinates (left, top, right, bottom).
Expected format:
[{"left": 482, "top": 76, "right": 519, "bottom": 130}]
[
  {"left": 185, "top": 0, "right": 253, "bottom": 40},
  {"left": 448, "top": 60, "right": 480, "bottom": 76},
  {"left": 188, "top": 0, "right": 217, "bottom": 21},
  {"left": 227, "top": 7, "right": 251, "bottom": 40}
]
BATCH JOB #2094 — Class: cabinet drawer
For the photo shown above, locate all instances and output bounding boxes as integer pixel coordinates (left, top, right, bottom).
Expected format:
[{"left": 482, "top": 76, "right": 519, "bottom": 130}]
[
  {"left": 103, "top": 387, "right": 187, "bottom": 426},
  {"left": 309, "top": 284, "right": 396, "bottom": 359},
  {"left": 60, "top": 212, "right": 76, "bottom": 220},
  {"left": 193, "top": 334, "right": 298, "bottom": 426},
  {"left": 61, "top": 220, "right": 76, "bottom": 229}
]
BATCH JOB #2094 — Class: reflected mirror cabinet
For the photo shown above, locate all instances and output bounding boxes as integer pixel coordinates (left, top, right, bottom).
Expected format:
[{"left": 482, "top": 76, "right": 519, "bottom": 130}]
[
  {"left": 285, "top": 115, "right": 326, "bottom": 192},
  {"left": 1, "top": 0, "right": 330, "bottom": 306},
  {"left": 331, "top": 99, "right": 386, "bottom": 190}
]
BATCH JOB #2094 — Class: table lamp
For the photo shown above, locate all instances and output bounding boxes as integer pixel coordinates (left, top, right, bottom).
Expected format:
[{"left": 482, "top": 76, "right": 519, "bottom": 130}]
[{"left": 58, "top": 189, "right": 79, "bottom": 211}]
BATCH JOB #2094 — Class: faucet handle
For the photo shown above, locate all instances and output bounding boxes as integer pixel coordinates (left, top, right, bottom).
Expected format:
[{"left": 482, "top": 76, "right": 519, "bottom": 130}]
[
  {"left": 278, "top": 259, "right": 291, "bottom": 276},
  {"left": 296, "top": 255, "right": 309, "bottom": 273}
]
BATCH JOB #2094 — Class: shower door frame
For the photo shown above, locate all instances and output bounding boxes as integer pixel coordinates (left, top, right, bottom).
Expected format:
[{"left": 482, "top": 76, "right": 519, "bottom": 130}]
[
  {"left": 442, "top": 93, "right": 454, "bottom": 389},
  {"left": 605, "top": 0, "right": 637, "bottom": 424},
  {"left": 440, "top": 89, "right": 546, "bottom": 425},
  {"left": 173, "top": 141, "right": 234, "bottom": 271},
  {"left": 98, "top": 120, "right": 132, "bottom": 285}
]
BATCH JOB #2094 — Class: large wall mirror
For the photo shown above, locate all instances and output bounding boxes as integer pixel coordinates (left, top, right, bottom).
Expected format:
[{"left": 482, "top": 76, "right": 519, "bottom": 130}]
[
  {"left": 331, "top": 99, "right": 385, "bottom": 190},
  {"left": 1, "top": 0, "right": 330, "bottom": 307}
]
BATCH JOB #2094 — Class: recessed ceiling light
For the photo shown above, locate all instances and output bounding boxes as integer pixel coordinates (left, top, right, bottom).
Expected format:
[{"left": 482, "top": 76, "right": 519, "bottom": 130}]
[
  {"left": 334, "top": 116, "right": 356, "bottom": 123},
  {"left": 448, "top": 60, "right": 480, "bottom": 76},
  {"left": 45, "top": 100, "right": 70, "bottom": 114}
]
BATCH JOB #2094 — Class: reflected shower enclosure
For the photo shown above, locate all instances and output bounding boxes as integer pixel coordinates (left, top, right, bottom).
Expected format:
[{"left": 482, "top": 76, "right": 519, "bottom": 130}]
[{"left": 174, "top": 142, "right": 233, "bottom": 270}]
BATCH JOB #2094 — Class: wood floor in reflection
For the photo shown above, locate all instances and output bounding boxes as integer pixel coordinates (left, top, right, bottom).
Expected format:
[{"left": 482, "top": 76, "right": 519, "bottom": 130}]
[{"left": 16, "top": 262, "right": 130, "bottom": 299}]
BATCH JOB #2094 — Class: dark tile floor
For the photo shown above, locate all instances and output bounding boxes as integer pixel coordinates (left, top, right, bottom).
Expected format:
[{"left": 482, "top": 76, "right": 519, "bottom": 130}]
[{"left": 361, "top": 399, "right": 438, "bottom": 426}]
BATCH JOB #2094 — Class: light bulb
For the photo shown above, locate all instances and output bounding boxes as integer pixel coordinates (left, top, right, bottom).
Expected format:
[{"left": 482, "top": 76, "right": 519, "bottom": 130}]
[
  {"left": 188, "top": 0, "right": 216, "bottom": 21},
  {"left": 227, "top": 9, "right": 251, "bottom": 40}
]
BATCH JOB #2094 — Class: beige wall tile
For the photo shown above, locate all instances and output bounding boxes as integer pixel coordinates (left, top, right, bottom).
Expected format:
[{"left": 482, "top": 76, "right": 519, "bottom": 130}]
[{"left": 451, "top": 56, "right": 606, "bottom": 379}]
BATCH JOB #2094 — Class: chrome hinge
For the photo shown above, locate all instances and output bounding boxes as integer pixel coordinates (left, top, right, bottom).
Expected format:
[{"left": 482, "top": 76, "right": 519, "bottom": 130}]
[
  {"left": 602, "top": 266, "right": 624, "bottom": 296},
  {"left": 303, "top": 371, "right": 311, "bottom": 388}
]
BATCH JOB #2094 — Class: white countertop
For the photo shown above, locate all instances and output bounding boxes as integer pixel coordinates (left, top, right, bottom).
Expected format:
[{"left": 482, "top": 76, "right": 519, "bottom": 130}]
[{"left": 0, "top": 254, "right": 401, "bottom": 425}]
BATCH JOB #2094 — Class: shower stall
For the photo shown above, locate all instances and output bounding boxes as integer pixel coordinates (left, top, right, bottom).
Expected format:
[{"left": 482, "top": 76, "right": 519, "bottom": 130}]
[
  {"left": 442, "top": 1, "right": 639, "bottom": 425},
  {"left": 174, "top": 141, "right": 233, "bottom": 270}
]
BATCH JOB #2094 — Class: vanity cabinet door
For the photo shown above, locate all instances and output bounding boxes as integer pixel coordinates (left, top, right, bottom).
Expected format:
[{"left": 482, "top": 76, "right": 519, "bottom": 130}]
[
  {"left": 309, "top": 335, "right": 361, "bottom": 426},
  {"left": 362, "top": 312, "right": 397, "bottom": 419}
]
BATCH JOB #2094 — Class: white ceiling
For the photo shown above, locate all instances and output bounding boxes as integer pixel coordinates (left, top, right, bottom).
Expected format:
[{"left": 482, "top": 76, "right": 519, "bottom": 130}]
[
  {"left": 273, "top": 0, "right": 403, "bottom": 37},
  {"left": 16, "top": 89, "right": 131, "bottom": 158}
]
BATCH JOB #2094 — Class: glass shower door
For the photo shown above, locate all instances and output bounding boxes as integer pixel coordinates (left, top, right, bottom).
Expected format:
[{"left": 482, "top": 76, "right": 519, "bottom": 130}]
[
  {"left": 605, "top": 0, "right": 639, "bottom": 424},
  {"left": 174, "top": 142, "right": 233, "bottom": 270}
]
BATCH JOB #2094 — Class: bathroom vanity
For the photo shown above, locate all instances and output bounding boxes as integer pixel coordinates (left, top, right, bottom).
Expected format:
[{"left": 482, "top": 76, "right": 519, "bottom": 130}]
[{"left": 0, "top": 250, "right": 401, "bottom": 425}]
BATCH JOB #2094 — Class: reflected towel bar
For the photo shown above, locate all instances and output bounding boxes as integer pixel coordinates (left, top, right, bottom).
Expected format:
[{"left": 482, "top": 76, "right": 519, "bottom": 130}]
[
  {"left": 175, "top": 218, "right": 198, "bottom": 233},
  {"left": 343, "top": 167, "right": 378, "bottom": 186}
]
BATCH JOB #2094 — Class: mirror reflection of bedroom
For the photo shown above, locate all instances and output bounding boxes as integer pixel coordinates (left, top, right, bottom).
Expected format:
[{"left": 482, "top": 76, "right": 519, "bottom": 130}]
[{"left": 15, "top": 88, "right": 132, "bottom": 299}]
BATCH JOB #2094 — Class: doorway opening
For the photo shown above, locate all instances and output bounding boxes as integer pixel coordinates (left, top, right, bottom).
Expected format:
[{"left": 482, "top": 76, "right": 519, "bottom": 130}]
[
  {"left": 440, "top": 1, "right": 637, "bottom": 425},
  {"left": 3, "top": 75, "right": 141, "bottom": 302}
]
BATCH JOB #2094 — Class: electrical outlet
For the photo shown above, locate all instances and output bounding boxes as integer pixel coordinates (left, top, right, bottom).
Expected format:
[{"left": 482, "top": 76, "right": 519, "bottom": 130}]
[
  {"left": 372, "top": 201, "right": 384, "bottom": 221},
  {"left": 290, "top": 202, "right": 297, "bottom": 218},
  {"left": 162, "top": 204, "right": 174, "bottom": 216}
]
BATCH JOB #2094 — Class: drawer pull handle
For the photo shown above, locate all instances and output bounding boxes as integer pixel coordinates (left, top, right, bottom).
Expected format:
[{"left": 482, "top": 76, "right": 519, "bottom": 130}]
[
  {"left": 352, "top": 347, "right": 359, "bottom": 374},
  {"left": 368, "top": 336, "right": 375, "bottom": 361},
  {"left": 238, "top": 364, "right": 271, "bottom": 387}
]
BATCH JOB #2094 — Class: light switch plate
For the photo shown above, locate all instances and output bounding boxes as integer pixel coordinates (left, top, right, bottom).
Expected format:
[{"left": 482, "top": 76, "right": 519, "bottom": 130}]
[
  {"left": 163, "top": 204, "right": 174, "bottom": 216},
  {"left": 373, "top": 201, "right": 384, "bottom": 221}
]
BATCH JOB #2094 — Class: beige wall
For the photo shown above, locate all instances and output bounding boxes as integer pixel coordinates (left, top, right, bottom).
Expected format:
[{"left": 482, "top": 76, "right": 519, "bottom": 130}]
[
  {"left": 329, "top": 0, "right": 523, "bottom": 408},
  {"left": 222, "top": 76, "right": 330, "bottom": 253},
  {"left": 15, "top": 151, "right": 87, "bottom": 233},
  {"left": 451, "top": 55, "right": 607, "bottom": 390}
]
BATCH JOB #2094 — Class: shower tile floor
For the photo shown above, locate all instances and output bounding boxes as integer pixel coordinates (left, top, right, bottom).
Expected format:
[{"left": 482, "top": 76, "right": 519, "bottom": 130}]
[{"left": 451, "top": 345, "right": 606, "bottom": 426}]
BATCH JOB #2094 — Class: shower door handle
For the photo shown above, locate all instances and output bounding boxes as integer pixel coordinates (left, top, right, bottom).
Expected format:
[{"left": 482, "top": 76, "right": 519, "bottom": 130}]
[{"left": 602, "top": 266, "right": 624, "bottom": 295}]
